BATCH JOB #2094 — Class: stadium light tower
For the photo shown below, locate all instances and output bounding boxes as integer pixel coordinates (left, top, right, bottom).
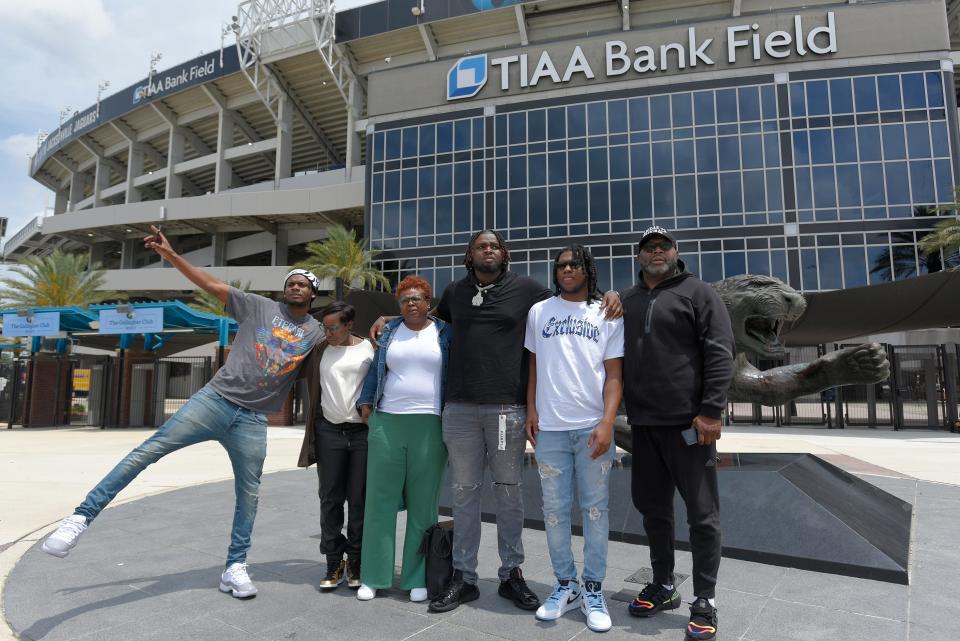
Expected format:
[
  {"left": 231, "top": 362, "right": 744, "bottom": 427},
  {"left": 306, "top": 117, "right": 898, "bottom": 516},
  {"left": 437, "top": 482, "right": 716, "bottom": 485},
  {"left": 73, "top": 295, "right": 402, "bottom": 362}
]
[
  {"left": 96, "top": 80, "right": 110, "bottom": 116},
  {"left": 58, "top": 106, "right": 71, "bottom": 128},
  {"left": 220, "top": 23, "right": 234, "bottom": 67},
  {"left": 148, "top": 51, "right": 163, "bottom": 96},
  {"left": 36, "top": 130, "right": 47, "bottom": 149}
]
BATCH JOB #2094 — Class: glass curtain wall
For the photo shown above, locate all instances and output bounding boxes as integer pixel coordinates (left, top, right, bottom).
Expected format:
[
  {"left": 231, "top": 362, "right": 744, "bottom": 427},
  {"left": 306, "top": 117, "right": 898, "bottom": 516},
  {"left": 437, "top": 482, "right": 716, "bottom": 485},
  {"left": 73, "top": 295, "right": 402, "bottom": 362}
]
[{"left": 368, "top": 65, "right": 955, "bottom": 294}]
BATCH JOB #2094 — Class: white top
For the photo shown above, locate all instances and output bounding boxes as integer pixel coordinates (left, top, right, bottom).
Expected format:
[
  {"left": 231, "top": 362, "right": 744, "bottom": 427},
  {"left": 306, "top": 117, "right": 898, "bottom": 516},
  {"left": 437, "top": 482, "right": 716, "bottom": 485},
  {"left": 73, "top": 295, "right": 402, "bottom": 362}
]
[
  {"left": 319, "top": 340, "right": 375, "bottom": 424},
  {"left": 524, "top": 296, "right": 625, "bottom": 431},
  {"left": 380, "top": 322, "right": 443, "bottom": 415}
]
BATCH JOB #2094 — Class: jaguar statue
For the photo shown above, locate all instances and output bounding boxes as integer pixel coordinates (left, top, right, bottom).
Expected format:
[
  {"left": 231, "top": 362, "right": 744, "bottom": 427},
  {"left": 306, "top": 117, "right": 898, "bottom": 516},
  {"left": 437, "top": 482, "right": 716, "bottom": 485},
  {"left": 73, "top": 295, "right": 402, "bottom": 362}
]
[
  {"left": 715, "top": 274, "right": 889, "bottom": 406},
  {"left": 613, "top": 275, "right": 890, "bottom": 447}
]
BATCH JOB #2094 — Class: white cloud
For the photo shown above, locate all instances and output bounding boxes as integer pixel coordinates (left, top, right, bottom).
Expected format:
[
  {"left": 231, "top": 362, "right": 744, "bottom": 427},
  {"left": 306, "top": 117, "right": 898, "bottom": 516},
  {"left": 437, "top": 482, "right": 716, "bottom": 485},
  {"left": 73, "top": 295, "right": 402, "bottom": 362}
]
[
  {"left": 0, "top": 0, "right": 116, "bottom": 40},
  {"left": 0, "top": 133, "right": 39, "bottom": 162}
]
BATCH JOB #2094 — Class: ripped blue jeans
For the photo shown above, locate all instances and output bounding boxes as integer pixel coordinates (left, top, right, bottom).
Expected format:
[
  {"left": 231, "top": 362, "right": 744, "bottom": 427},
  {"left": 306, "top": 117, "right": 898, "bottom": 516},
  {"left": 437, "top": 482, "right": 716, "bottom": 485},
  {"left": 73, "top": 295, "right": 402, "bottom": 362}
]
[{"left": 535, "top": 426, "right": 615, "bottom": 584}]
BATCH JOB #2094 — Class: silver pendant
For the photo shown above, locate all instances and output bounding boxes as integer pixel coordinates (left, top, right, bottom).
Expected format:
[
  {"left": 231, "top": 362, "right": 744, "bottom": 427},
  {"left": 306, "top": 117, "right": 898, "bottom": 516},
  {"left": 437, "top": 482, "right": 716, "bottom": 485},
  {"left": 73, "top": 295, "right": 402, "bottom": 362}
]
[{"left": 471, "top": 292, "right": 484, "bottom": 306}]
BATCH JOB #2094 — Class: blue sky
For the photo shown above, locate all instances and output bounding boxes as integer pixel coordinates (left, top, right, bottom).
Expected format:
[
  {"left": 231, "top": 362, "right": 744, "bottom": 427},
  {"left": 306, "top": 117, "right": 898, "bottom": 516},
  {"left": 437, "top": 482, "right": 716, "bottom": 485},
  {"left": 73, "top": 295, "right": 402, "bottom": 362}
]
[{"left": 0, "top": 0, "right": 373, "bottom": 246}]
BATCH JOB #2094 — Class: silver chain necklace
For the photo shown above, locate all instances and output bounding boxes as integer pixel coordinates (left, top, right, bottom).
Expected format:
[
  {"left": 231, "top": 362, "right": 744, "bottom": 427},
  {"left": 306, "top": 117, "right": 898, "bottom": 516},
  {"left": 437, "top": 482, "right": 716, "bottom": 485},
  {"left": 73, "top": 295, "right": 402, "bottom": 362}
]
[{"left": 471, "top": 282, "right": 496, "bottom": 306}]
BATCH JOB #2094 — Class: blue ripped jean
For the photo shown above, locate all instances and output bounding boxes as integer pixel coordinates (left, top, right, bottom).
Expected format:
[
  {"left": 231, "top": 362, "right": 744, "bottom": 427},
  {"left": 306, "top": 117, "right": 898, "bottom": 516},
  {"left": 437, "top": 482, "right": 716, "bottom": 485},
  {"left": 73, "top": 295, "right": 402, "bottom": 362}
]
[
  {"left": 535, "top": 427, "right": 614, "bottom": 583},
  {"left": 74, "top": 386, "right": 268, "bottom": 567}
]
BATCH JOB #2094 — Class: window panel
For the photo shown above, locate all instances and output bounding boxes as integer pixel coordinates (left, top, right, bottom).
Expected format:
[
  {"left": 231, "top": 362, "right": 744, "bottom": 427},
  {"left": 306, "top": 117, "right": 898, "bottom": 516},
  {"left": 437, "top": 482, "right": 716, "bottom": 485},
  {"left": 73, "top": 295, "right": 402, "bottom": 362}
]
[
  {"left": 926, "top": 72, "right": 945, "bottom": 108},
  {"left": 696, "top": 138, "right": 718, "bottom": 172},
  {"left": 568, "top": 149, "right": 587, "bottom": 182},
  {"left": 881, "top": 124, "right": 906, "bottom": 160},
  {"left": 801, "top": 248, "right": 819, "bottom": 290},
  {"left": 833, "top": 128, "right": 857, "bottom": 163},
  {"left": 631, "top": 179, "right": 652, "bottom": 218},
  {"left": 590, "top": 182, "right": 610, "bottom": 221},
  {"left": 812, "top": 166, "right": 837, "bottom": 208},
  {"left": 568, "top": 105, "right": 586, "bottom": 138},
  {"left": 529, "top": 187, "right": 547, "bottom": 227},
  {"left": 810, "top": 129, "right": 834, "bottom": 165},
  {"left": 790, "top": 83, "right": 806, "bottom": 116},
  {"left": 629, "top": 97, "right": 649, "bottom": 130},
  {"left": 386, "top": 129, "right": 401, "bottom": 159},
  {"left": 718, "top": 136, "right": 741, "bottom": 171},
  {"left": 610, "top": 145, "right": 630, "bottom": 179},
  {"left": 569, "top": 184, "right": 588, "bottom": 223},
  {"left": 436, "top": 122, "right": 453, "bottom": 153},
  {"left": 842, "top": 246, "right": 868, "bottom": 287},
  {"left": 653, "top": 177, "right": 674, "bottom": 216},
  {"left": 694, "top": 91, "right": 715, "bottom": 124},
  {"left": 806, "top": 80, "right": 829, "bottom": 116},
  {"left": 793, "top": 131, "right": 810, "bottom": 165},
  {"left": 549, "top": 186, "right": 567, "bottom": 227},
  {"left": 716, "top": 88, "right": 738, "bottom": 122},
  {"left": 701, "top": 253, "right": 723, "bottom": 282},
  {"left": 877, "top": 75, "right": 902, "bottom": 111},
  {"left": 836, "top": 165, "right": 862, "bottom": 207},
  {"left": 906, "top": 123, "right": 932, "bottom": 159},
  {"left": 738, "top": 86, "right": 761, "bottom": 121},
  {"left": 901, "top": 74, "right": 926, "bottom": 109},
  {"left": 857, "top": 126, "right": 882, "bottom": 161},
  {"left": 697, "top": 173, "right": 720, "bottom": 215},
  {"left": 885, "top": 162, "right": 910, "bottom": 204},
  {"left": 454, "top": 120, "right": 472, "bottom": 150},
  {"left": 829, "top": 78, "right": 854, "bottom": 114},
  {"left": 747, "top": 250, "right": 770, "bottom": 275},
  {"left": 672, "top": 93, "right": 693, "bottom": 127},
  {"left": 589, "top": 148, "right": 609, "bottom": 181},
  {"left": 741, "top": 135, "right": 763, "bottom": 169},
  {"left": 720, "top": 172, "right": 742, "bottom": 213},
  {"left": 611, "top": 180, "right": 631, "bottom": 220},
  {"left": 743, "top": 170, "right": 765, "bottom": 212},
  {"left": 676, "top": 175, "right": 697, "bottom": 216},
  {"left": 909, "top": 160, "right": 935, "bottom": 204},
  {"left": 651, "top": 95, "right": 671, "bottom": 129}
]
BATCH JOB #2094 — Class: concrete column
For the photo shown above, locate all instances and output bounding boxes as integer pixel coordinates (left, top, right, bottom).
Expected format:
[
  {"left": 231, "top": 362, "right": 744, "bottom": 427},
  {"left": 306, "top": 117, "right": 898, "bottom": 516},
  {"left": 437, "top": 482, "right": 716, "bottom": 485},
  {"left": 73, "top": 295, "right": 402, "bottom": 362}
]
[
  {"left": 93, "top": 158, "right": 111, "bottom": 207},
  {"left": 88, "top": 243, "right": 107, "bottom": 268},
  {"left": 54, "top": 188, "right": 69, "bottom": 214},
  {"left": 68, "top": 171, "right": 84, "bottom": 211},
  {"left": 166, "top": 128, "right": 185, "bottom": 199},
  {"left": 212, "top": 233, "right": 227, "bottom": 267},
  {"left": 345, "top": 79, "right": 363, "bottom": 181},
  {"left": 275, "top": 95, "right": 293, "bottom": 185},
  {"left": 215, "top": 110, "right": 235, "bottom": 193},
  {"left": 126, "top": 143, "right": 144, "bottom": 204},
  {"left": 272, "top": 228, "right": 289, "bottom": 265},
  {"left": 120, "top": 238, "right": 137, "bottom": 270}
]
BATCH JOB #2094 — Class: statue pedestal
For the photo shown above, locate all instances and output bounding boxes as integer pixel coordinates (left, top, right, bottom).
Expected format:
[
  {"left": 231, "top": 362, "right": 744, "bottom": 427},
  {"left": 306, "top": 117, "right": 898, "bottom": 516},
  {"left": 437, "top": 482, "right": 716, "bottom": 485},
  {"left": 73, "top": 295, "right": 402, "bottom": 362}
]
[{"left": 438, "top": 452, "right": 911, "bottom": 584}]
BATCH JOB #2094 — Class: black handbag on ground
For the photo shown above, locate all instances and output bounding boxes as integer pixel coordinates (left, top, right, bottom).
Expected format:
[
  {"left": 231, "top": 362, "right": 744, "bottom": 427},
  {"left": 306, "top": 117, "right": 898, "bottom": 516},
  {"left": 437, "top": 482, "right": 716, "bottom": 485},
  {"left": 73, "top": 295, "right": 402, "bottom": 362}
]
[{"left": 420, "top": 520, "right": 454, "bottom": 600}]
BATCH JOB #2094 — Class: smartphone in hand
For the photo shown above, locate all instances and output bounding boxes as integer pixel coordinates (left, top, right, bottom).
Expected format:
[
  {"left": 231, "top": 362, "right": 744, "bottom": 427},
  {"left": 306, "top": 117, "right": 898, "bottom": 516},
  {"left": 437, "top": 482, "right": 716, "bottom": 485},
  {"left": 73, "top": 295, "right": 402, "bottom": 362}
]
[{"left": 681, "top": 426, "right": 698, "bottom": 446}]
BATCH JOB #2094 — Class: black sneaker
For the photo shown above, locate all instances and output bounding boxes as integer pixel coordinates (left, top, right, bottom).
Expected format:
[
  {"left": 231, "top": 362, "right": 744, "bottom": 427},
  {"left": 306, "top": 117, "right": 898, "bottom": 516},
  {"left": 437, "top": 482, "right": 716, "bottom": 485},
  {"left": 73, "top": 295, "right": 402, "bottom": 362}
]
[
  {"left": 345, "top": 557, "right": 361, "bottom": 589},
  {"left": 428, "top": 570, "right": 480, "bottom": 613},
  {"left": 628, "top": 582, "right": 681, "bottom": 617},
  {"left": 497, "top": 567, "right": 540, "bottom": 610},
  {"left": 318, "top": 558, "right": 344, "bottom": 590},
  {"left": 685, "top": 598, "right": 717, "bottom": 640}
]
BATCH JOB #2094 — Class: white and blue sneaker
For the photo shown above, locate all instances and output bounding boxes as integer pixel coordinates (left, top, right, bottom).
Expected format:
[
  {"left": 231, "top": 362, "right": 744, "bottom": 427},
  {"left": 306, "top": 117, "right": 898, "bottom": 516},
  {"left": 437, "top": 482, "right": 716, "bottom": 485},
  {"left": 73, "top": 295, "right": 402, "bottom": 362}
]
[
  {"left": 581, "top": 580, "right": 612, "bottom": 632},
  {"left": 42, "top": 515, "right": 88, "bottom": 558},
  {"left": 535, "top": 579, "right": 582, "bottom": 621}
]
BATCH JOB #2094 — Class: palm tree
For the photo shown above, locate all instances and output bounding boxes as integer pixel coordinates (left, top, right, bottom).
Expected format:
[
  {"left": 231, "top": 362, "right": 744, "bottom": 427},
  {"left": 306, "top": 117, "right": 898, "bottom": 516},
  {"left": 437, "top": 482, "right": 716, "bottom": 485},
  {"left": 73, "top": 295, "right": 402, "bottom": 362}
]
[
  {"left": 0, "top": 250, "right": 121, "bottom": 308},
  {"left": 919, "top": 218, "right": 960, "bottom": 270},
  {"left": 189, "top": 280, "right": 251, "bottom": 316},
  {"left": 295, "top": 224, "right": 389, "bottom": 300}
]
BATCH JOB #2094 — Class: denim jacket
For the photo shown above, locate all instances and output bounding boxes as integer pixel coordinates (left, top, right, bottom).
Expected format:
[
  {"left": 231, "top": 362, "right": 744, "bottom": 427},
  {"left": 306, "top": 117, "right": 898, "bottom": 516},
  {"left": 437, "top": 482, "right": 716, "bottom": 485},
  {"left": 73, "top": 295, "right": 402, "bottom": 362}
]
[{"left": 357, "top": 315, "right": 451, "bottom": 412}]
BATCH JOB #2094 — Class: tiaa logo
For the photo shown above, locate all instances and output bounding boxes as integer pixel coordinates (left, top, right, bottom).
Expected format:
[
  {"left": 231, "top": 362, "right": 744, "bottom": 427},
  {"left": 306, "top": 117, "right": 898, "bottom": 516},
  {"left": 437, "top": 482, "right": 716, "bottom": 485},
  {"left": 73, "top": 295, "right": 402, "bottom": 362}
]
[{"left": 447, "top": 54, "right": 488, "bottom": 101}]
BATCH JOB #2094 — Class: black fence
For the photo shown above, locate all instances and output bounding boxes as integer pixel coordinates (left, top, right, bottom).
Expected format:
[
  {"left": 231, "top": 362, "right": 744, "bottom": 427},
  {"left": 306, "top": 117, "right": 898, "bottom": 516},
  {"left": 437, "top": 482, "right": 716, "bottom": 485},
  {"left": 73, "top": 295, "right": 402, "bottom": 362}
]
[{"left": 728, "top": 343, "right": 960, "bottom": 431}]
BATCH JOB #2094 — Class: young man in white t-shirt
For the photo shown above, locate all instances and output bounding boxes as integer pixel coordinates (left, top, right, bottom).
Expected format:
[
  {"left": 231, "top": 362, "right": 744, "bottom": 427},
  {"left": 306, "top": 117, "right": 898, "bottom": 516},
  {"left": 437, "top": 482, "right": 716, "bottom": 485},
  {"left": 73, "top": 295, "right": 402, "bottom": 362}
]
[{"left": 524, "top": 245, "right": 624, "bottom": 633}]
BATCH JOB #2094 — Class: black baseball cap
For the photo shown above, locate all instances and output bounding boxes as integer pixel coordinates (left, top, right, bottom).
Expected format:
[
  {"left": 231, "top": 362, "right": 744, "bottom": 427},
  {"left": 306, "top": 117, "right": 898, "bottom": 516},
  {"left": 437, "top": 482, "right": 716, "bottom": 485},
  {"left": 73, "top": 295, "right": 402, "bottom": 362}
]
[{"left": 638, "top": 225, "right": 677, "bottom": 252}]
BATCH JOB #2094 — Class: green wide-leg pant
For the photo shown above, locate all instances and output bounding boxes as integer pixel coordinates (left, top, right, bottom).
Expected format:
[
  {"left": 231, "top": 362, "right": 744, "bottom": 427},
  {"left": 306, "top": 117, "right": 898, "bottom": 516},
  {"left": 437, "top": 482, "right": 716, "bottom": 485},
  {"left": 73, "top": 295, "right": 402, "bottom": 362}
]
[{"left": 360, "top": 411, "right": 447, "bottom": 589}]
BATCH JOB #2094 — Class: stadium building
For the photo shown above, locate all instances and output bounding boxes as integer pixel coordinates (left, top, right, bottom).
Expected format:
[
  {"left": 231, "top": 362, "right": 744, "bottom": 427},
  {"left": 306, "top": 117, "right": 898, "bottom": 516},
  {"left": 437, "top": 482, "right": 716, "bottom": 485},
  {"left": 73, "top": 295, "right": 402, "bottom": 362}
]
[{"left": 4, "top": 0, "right": 960, "bottom": 427}]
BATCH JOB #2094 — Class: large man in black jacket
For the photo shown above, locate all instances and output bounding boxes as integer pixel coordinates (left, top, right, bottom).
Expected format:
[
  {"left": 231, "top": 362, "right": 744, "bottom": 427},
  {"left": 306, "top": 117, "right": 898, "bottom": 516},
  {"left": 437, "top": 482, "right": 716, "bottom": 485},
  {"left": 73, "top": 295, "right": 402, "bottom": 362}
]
[{"left": 621, "top": 226, "right": 735, "bottom": 641}]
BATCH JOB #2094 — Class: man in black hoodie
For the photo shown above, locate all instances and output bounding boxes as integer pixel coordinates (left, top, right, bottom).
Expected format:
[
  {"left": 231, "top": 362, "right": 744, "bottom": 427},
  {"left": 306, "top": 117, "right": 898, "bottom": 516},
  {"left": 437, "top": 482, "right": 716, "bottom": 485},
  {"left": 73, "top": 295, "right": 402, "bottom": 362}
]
[{"left": 621, "top": 226, "right": 735, "bottom": 641}]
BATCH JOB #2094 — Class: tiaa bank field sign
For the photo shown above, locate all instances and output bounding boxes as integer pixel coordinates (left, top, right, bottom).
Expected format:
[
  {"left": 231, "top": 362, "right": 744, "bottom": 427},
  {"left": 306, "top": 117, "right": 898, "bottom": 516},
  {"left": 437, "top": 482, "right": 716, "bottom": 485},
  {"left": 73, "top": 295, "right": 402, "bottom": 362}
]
[{"left": 447, "top": 12, "right": 836, "bottom": 101}]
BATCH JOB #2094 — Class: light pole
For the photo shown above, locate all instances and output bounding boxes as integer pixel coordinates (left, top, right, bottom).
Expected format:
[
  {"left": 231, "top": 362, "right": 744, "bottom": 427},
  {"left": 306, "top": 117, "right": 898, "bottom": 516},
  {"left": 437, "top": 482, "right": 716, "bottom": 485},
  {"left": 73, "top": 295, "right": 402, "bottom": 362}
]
[
  {"left": 147, "top": 51, "right": 162, "bottom": 99},
  {"left": 96, "top": 80, "right": 110, "bottom": 116},
  {"left": 58, "top": 106, "right": 71, "bottom": 129}
]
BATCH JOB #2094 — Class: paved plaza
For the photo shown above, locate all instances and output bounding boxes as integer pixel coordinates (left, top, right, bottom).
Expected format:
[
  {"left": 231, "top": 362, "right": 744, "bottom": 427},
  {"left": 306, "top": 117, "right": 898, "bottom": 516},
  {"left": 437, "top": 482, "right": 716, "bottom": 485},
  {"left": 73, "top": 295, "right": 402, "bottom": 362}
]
[{"left": 1, "top": 425, "right": 958, "bottom": 641}]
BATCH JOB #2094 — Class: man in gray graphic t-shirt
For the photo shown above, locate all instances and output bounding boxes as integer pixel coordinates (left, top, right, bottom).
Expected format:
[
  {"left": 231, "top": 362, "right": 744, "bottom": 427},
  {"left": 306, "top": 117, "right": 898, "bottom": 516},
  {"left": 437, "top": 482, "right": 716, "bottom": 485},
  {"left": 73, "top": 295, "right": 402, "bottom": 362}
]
[{"left": 42, "top": 225, "right": 321, "bottom": 600}]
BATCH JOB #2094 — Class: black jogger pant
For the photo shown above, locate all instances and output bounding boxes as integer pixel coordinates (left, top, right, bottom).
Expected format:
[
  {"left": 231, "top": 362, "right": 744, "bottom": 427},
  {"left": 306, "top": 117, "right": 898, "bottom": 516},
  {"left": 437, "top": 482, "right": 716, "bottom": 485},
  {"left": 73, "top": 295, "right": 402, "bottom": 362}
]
[
  {"left": 631, "top": 425, "right": 721, "bottom": 599},
  {"left": 314, "top": 418, "right": 368, "bottom": 560}
]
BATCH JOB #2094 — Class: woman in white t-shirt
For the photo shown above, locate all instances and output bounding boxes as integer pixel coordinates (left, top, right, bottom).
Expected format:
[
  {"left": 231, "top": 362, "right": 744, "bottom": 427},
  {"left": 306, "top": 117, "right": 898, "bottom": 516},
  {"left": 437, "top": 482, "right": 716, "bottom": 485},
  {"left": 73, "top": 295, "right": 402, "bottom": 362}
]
[
  {"left": 297, "top": 302, "right": 375, "bottom": 592},
  {"left": 356, "top": 275, "right": 451, "bottom": 603}
]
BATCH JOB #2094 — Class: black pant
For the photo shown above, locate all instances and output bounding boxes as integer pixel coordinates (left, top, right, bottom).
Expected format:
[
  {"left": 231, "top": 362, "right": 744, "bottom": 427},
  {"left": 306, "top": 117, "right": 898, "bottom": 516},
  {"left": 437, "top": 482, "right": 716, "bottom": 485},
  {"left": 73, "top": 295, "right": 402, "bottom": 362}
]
[
  {"left": 315, "top": 418, "right": 368, "bottom": 560},
  {"left": 631, "top": 425, "right": 721, "bottom": 599}
]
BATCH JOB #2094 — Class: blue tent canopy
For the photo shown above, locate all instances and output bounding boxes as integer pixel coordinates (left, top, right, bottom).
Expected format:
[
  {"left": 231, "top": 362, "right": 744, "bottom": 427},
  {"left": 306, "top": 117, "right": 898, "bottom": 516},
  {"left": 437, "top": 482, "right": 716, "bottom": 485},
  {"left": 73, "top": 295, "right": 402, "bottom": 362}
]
[{"left": 1, "top": 302, "right": 238, "bottom": 354}]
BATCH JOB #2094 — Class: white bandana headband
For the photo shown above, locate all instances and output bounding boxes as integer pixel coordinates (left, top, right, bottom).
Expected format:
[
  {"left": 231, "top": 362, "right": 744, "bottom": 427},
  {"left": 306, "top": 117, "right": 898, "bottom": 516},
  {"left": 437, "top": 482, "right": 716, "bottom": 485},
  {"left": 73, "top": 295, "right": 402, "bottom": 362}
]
[{"left": 284, "top": 269, "right": 321, "bottom": 294}]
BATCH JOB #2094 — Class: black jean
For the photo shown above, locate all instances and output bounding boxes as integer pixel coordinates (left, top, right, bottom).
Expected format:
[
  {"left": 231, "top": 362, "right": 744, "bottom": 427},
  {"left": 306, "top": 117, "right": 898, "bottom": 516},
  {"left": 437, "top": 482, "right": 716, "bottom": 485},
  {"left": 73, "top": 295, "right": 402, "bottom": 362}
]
[
  {"left": 631, "top": 425, "right": 721, "bottom": 599},
  {"left": 314, "top": 417, "right": 368, "bottom": 560}
]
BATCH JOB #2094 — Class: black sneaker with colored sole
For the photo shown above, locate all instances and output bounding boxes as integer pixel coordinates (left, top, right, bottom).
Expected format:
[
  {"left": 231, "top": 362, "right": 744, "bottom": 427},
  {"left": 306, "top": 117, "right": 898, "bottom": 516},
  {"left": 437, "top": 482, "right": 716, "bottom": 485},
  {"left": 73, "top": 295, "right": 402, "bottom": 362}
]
[
  {"left": 685, "top": 597, "right": 718, "bottom": 640},
  {"left": 628, "top": 582, "right": 681, "bottom": 617}
]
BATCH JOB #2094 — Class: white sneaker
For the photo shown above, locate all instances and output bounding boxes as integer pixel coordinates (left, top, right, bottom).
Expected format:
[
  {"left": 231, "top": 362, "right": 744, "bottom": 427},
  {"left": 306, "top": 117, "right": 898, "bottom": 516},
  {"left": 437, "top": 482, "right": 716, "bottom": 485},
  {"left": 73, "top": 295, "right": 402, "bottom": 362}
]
[
  {"left": 41, "top": 515, "right": 88, "bottom": 558},
  {"left": 357, "top": 584, "right": 376, "bottom": 600},
  {"left": 581, "top": 581, "right": 611, "bottom": 632},
  {"left": 535, "top": 579, "right": 582, "bottom": 621},
  {"left": 410, "top": 587, "right": 428, "bottom": 602},
  {"left": 219, "top": 562, "right": 258, "bottom": 599}
]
